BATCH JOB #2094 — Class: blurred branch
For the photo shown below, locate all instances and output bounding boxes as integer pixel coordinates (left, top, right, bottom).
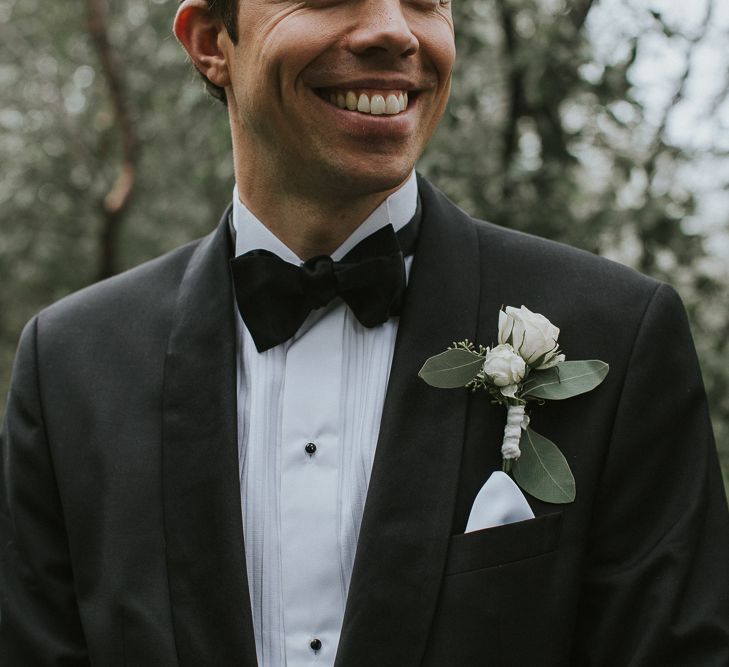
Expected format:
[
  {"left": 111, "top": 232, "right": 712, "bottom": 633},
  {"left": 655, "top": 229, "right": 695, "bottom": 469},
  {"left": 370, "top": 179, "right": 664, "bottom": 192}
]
[
  {"left": 569, "top": 0, "right": 596, "bottom": 30},
  {"left": 86, "top": 0, "right": 138, "bottom": 280},
  {"left": 707, "top": 68, "right": 729, "bottom": 119},
  {"left": 649, "top": 1, "right": 714, "bottom": 150},
  {"left": 497, "top": 0, "right": 527, "bottom": 195},
  {"left": 637, "top": 1, "right": 715, "bottom": 273}
]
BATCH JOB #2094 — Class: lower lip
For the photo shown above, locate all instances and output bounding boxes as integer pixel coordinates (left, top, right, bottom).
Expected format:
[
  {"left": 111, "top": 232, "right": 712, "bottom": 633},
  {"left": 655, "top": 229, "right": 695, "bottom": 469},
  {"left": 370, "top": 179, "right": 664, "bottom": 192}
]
[{"left": 311, "top": 90, "right": 417, "bottom": 140}]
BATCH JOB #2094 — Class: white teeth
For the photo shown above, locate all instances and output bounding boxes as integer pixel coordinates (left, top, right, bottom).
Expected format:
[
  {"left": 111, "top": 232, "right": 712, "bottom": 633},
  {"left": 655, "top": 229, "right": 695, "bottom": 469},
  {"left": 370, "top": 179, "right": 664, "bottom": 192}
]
[
  {"left": 357, "top": 93, "right": 370, "bottom": 113},
  {"left": 370, "top": 95, "right": 386, "bottom": 115},
  {"left": 327, "top": 90, "right": 410, "bottom": 115},
  {"left": 345, "top": 91, "right": 358, "bottom": 110},
  {"left": 386, "top": 94, "right": 400, "bottom": 115}
]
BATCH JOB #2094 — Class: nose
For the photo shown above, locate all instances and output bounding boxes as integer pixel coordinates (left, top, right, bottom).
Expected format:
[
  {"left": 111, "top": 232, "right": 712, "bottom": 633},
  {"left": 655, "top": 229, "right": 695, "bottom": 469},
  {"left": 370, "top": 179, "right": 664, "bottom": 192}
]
[{"left": 347, "top": 0, "right": 419, "bottom": 58}]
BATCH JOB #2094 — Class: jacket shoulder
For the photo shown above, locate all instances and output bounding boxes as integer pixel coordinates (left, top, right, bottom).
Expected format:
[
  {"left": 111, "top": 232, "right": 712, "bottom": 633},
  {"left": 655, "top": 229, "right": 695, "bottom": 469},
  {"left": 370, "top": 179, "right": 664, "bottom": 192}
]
[
  {"left": 37, "top": 237, "right": 203, "bottom": 338},
  {"left": 418, "top": 173, "right": 660, "bottom": 299},
  {"left": 472, "top": 216, "right": 660, "bottom": 296}
]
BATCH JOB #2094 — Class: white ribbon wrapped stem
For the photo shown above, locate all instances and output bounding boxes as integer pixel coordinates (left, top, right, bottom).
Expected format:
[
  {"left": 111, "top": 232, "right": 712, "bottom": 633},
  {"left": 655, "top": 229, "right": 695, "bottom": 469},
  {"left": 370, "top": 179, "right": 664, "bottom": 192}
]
[{"left": 501, "top": 404, "right": 526, "bottom": 460}]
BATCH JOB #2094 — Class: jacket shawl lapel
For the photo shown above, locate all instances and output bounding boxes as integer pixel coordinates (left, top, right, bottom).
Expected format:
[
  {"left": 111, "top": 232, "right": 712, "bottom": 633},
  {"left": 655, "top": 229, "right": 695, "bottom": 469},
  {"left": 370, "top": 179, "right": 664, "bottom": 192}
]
[
  {"left": 334, "top": 176, "right": 482, "bottom": 667},
  {"left": 162, "top": 209, "right": 258, "bottom": 666}
]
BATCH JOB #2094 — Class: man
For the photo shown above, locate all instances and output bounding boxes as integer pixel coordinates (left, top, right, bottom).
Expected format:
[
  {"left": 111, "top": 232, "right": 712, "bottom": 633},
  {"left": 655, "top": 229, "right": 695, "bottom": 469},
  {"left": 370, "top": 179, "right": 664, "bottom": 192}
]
[{"left": 1, "top": 0, "right": 727, "bottom": 664}]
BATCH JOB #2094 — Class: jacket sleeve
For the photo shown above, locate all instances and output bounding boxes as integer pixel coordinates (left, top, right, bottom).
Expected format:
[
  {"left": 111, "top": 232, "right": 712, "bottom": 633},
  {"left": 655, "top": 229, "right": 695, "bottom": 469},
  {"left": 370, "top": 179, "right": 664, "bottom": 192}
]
[
  {"left": 0, "top": 317, "right": 90, "bottom": 665},
  {"left": 572, "top": 283, "right": 729, "bottom": 666}
]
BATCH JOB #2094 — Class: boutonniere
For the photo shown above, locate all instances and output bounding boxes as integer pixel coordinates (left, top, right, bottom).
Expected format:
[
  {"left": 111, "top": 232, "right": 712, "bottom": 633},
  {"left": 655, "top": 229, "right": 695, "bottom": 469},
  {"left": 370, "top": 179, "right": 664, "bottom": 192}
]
[{"left": 418, "top": 305, "right": 609, "bottom": 504}]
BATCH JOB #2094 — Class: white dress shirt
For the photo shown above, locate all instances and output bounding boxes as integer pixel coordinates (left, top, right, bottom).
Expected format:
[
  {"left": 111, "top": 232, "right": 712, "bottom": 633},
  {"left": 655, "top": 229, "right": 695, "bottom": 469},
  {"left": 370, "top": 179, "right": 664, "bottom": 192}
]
[{"left": 232, "top": 172, "right": 417, "bottom": 667}]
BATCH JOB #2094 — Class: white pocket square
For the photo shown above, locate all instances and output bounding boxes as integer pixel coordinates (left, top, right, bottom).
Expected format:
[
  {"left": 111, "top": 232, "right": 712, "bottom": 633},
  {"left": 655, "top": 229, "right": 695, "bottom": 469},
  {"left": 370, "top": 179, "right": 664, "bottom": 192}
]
[{"left": 465, "top": 471, "right": 535, "bottom": 533}]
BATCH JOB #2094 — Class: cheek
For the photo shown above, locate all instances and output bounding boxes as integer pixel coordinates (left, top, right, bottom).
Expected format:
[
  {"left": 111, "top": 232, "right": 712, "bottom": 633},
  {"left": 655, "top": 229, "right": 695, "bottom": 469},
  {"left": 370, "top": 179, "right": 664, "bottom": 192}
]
[
  {"left": 412, "top": 13, "right": 456, "bottom": 83},
  {"left": 430, "top": 30, "right": 456, "bottom": 84},
  {"left": 244, "top": 10, "right": 342, "bottom": 89}
]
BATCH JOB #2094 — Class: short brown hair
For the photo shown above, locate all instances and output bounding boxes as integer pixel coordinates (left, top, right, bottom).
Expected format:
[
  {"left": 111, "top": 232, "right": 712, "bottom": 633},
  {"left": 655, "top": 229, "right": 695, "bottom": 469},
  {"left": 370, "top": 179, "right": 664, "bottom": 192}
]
[{"left": 183, "top": 0, "right": 239, "bottom": 104}]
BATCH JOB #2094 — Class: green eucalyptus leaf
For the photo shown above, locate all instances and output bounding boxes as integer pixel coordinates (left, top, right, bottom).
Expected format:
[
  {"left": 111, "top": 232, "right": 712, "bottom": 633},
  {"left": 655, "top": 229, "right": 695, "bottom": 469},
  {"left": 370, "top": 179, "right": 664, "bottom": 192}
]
[
  {"left": 522, "top": 360, "right": 609, "bottom": 400},
  {"left": 521, "top": 366, "right": 559, "bottom": 395},
  {"left": 418, "top": 348, "right": 484, "bottom": 388},
  {"left": 512, "top": 428, "right": 576, "bottom": 503}
]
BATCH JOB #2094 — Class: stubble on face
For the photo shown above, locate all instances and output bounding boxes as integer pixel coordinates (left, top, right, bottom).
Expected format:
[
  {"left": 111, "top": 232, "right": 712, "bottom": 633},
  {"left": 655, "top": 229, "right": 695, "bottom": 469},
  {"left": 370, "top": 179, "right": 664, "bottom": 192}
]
[
  {"left": 224, "top": 0, "right": 455, "bottom": 202},
  {"left": 207, "top": 0, "right": 454, "bottom": 256}
]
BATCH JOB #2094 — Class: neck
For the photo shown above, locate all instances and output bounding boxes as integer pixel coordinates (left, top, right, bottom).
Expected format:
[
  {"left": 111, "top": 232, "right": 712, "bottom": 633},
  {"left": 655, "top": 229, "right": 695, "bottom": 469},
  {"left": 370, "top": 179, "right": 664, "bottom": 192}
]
[
  {"left": 231, "top": 143, "right": 408, "bottom": 260},
  {"left": 235, "top": 184, "right": 399, "bottom": 260}
]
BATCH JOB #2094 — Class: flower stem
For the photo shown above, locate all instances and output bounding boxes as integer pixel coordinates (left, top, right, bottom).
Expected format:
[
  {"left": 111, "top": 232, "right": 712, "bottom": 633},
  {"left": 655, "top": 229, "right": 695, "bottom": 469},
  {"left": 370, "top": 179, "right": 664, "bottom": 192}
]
[{"left": 501, "top": 403, "right": 526, "bottom": 460}]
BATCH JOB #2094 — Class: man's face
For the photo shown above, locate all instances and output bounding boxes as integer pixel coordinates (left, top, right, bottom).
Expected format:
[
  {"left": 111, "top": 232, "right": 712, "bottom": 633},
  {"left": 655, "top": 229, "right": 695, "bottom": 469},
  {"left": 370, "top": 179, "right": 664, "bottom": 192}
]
[{"left": 222, "top": 0, "right": 455, "bottom": 198}]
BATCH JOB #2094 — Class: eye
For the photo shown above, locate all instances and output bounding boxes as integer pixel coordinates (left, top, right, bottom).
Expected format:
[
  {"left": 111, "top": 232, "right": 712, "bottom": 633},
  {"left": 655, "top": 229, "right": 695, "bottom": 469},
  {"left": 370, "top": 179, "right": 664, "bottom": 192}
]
[{"left": 410, "top": 0, "right": 450, "bottom": 8}]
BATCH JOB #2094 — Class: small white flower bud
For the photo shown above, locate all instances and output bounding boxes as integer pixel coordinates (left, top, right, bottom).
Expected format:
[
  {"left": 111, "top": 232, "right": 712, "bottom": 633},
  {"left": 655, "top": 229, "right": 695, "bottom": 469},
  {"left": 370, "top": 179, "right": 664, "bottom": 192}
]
[{"left": 482, "top": 344, "right": 526, "bottom": 398}]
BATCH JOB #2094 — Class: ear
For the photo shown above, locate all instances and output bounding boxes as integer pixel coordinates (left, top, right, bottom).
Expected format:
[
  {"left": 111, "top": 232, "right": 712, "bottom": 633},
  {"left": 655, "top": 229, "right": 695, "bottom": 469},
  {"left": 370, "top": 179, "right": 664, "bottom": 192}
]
[{"left": 174, "top": 0, "right": 232, "bottom": 89}]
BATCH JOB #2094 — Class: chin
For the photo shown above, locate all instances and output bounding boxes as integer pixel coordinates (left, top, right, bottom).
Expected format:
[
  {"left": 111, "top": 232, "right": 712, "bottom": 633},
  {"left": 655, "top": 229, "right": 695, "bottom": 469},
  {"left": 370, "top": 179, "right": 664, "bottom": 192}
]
[{"left": 321, "top": 158, "right": 416, "bottom": 198}]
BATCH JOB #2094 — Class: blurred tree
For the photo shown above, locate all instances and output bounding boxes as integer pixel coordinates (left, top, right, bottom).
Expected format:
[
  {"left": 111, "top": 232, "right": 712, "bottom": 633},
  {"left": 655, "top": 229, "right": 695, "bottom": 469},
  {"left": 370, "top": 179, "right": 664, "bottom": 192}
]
[
  {"left": 0, "top": 0, "right": 727, "bottom": 486},
  {"left": 0, "top": 0, "right": 232, "bottom": 402},
  {"left": 86, "top": 0, "right": 139, "bottom": 280},
  {"left": 419, "top": 0, "right": 729, "bottom": 485}
]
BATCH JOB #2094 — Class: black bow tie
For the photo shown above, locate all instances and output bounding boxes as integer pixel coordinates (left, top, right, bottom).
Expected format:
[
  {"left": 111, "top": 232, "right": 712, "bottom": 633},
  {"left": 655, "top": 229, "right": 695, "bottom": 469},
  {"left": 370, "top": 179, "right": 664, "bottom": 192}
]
[{"left": 230, "top": 206, "right": 420, "bottom": 352}]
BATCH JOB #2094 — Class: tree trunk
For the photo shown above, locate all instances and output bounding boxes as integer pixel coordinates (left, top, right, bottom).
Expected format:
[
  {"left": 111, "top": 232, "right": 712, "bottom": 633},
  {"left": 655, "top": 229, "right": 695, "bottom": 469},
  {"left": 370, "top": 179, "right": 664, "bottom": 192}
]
[{"left": 86, "top": 0, "right": 138, "bottom": 281}]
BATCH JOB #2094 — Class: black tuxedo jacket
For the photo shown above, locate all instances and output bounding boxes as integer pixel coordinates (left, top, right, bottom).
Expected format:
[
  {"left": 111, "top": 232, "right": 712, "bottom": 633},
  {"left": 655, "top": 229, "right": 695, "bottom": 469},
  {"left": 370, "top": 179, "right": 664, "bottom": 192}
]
[{"left": 2, "top": 177, "right": 728, "bottom": 666}]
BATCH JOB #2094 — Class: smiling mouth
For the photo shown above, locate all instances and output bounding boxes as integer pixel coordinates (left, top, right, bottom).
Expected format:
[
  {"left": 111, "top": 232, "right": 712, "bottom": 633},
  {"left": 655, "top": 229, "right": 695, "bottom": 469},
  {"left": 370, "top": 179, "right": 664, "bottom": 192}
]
[{"left": 316, "top": 88, "right": 415, "bottom": 116}]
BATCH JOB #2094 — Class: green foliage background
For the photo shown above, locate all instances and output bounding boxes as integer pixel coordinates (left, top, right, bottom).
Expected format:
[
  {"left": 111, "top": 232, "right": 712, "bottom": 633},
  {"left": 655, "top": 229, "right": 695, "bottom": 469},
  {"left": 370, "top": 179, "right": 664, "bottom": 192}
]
[{"left": 1, "top": 0, "right": 727, "bottom": 488}]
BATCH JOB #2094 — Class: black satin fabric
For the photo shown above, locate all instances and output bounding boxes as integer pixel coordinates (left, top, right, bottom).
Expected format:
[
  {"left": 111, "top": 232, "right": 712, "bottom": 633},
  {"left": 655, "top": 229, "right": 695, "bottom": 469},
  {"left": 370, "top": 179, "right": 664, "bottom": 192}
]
[{"left": 231, "top": 224, "right": 405, "bottom": 352}]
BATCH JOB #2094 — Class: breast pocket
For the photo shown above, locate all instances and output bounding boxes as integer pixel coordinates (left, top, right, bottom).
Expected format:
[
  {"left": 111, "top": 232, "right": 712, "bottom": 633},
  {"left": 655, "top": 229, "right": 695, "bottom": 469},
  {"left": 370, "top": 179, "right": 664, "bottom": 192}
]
[
  {"left": 423, "top": 512, "right": 565, "bottom": 667},
  {"left": 445, "top": 511, "right": 563, "bottom": 575}
]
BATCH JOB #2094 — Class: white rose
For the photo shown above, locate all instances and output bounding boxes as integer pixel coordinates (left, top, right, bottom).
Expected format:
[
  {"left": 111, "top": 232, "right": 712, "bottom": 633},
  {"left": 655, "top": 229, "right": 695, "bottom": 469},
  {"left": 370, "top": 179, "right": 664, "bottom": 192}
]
[
  {"left": 498, "top": 305, "right": 564, "bottom": 369},
  {"left": 482, "top": 344, "right": 527, "bottom": 398}
]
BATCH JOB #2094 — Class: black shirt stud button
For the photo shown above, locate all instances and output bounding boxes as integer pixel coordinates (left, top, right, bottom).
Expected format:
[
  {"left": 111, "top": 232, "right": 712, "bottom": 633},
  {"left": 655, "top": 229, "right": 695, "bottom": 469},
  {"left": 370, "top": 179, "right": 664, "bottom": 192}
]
[
  {"left": 310, "top": 638, "right": 322, "bottom": 652},
  {"left": 305, "top": 442, "right": 317, "bottom": 456}
]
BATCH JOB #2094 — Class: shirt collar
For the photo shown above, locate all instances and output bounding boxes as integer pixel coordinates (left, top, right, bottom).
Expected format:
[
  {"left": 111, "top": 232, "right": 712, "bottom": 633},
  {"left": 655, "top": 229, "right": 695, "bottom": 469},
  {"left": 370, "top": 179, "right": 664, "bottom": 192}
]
[{"left": 232, "top": 171, "right": 418, "bottom": 263}]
